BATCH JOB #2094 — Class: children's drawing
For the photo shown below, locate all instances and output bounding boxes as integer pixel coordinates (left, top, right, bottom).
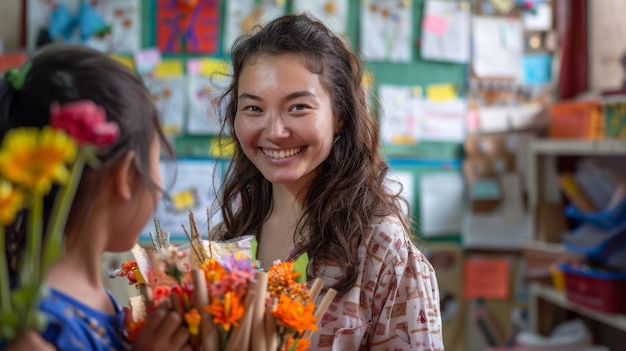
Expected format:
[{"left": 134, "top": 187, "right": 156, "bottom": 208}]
[
  {"left": 292, "top": 0, "right": 349, "bottom": 36},
  {"left": 223, "top": 0, "right": 285, "bottom": 53},
  {"left": 360, "top": 0, "right": 412, "bottom": 62},
  {"left": 186, "top": 74, "right": 229, "bottom": 135},
  {"left": 26, "top": 0, "right": 139, "bottom": 53},
  {"left": 142, "top": 159, "right": 223, "bottom": 240},
  {"left": 144, "top": 76, "right": 186, "bottom": 136},
  {"left": 156, "top": 0, "right": 220, "bottom": 54},
  {"left": 378, "top": 84, "right": 423, "bottom": 145}
]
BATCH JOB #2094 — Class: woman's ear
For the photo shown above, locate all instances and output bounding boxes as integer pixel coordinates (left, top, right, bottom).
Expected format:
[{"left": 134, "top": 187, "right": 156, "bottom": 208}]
[{"left": 112, "top": 151, "right": 137, "bottom": 201}]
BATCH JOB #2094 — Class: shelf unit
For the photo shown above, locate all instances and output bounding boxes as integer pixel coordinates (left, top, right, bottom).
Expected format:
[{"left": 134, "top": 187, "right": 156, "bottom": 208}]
[
  {"left": 526, "top": 138, "right": 626, "bottom": 336},
  {"left": 529, "top": 283, "right": 626, "bottom": 332}
]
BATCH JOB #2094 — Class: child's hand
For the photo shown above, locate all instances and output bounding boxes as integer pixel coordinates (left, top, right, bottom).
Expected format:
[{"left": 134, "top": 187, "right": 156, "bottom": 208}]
[
  {"left": 4, "top": 331, "right": 56, "bottom": 351},
  {"left": 131, "top": 306, "right": 191, "bottom": 351}
]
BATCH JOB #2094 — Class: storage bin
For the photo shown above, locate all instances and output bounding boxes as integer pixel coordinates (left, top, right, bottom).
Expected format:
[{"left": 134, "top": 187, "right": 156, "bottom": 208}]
[
  {"left": 565, "top": 197, "right": 626, "bottom": 231},
  {"left": 562, "top": 220, "right": 626, "bottom": 269},
  {"left": 549, "top": 100, "right": 604, "bottom": 139},
  {"left": 558, "top": 262, "right": 626, "bottom": 314}
]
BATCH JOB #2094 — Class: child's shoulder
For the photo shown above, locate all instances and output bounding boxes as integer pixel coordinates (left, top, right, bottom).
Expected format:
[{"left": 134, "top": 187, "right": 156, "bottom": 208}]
[{"left": 38, "top": 287, "right": 127, "bottom": 351}]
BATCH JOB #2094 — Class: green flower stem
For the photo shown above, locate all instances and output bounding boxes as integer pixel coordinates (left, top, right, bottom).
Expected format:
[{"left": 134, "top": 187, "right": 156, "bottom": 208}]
[
  {"left": 42, "top": 152, "right": 86, "bottom": 272},
  {"left": 21, "top": 192, "right": 43, "bottom": 286},
  {"left": 0, "top": 225, "right": 11, "bottom": 313}
]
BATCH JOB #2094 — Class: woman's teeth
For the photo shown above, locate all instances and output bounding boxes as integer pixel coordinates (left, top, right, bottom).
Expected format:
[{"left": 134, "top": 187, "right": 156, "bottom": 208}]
[{"left": 263, "top": 147, "right": 302, "bottom": 159}]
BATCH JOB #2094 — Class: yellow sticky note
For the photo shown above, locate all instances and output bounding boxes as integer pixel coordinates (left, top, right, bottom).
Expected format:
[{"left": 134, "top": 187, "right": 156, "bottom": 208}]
[
  {"left": 154, "top": 59, "right": 184, "bottom": 78},
  {"left": 427, "top": 84, "right": 457, "bottom": 101},
  {"left": 200, "top": 59, "right": 229, "bottom": 76},
  {"left": 209, "top": 137, "right": 236, "bottom": 158},
  {"left": 109, "top": 54, "right": 135, "bottom": 71},
  {"left": 363, "top": 71, "right": 374, "bottom": 88}
]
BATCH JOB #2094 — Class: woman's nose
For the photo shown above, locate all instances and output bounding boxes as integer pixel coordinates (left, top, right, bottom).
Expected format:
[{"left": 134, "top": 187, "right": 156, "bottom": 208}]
[{"left": 267, "top": 113, "right": 290, "bottom": 138}]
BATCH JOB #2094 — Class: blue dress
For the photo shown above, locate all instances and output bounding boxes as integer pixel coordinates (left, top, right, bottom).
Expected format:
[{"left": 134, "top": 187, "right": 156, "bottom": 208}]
[{"left": 38, "top": 288, "right": 129, "bottom": 351}]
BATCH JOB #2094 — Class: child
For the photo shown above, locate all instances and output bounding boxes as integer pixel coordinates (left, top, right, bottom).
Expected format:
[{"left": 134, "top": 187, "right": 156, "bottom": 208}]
[
  {"left": 214, "top": 13, "right": 445, "bottom": 350},
  {"left": 0, "top": 45, "right": 190, "bottom": 351}
]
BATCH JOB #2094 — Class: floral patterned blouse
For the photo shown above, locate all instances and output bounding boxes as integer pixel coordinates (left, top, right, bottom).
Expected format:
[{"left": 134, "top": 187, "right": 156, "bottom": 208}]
[
  {"left": 38, "top": 287, "right": 128, "bottom": 351},
  {"left": 208, "top": 214, "right": 445, "bottom": 350},
  {"left": 305, "top": 215, "right": 445, "bottom": 350}
]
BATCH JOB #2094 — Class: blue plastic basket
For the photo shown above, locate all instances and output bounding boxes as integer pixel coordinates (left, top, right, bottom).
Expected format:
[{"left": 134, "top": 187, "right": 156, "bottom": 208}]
[
  {"left": 563, "top": 220, "right": 626, "bottom": 270},
  {"left": 565, "top": 197, "right": 626, "bottom": 231}
]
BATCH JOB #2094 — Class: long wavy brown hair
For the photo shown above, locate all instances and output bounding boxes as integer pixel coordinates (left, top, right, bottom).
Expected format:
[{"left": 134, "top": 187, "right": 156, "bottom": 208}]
[{"left": 217, "top": 13, "right": 413, "bottom": 294}]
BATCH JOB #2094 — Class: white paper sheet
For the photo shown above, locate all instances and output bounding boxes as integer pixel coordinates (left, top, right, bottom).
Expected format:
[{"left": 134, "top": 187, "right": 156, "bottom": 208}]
[
  {"left": 144, "top": 76, "right": 186, "bottom": 136},
  {"left": 472, "top": 16, "right": 523, "bottom": 78},
  {"left": 378, "top": 85, "right": 423, "bottom": 145},
  {"left": 223, "top": 0, "right": 285, "bottom": 53},
  {"left": 360, "top": 0, "right": 412, "bottom": 62},
  {"left": 142, "top": 159, "right": 223, "bottom": 240},
  {"left": 421, "top": 0, "right": 470, "bottom": 63},
  {"left": 186, "top": 74, "right": 229, "bottom": 135},
  {"left": 386, "top": 170, "right": 415, "bottom": 218},
  {"left": 420, "top": 99, "right": 467, "bottom": 142},
  {"left": 292, "top": 0, "right": 349, "bottom": 36},
  {"left": 420, "top": 172, "right": 464, "bottom": 236}
]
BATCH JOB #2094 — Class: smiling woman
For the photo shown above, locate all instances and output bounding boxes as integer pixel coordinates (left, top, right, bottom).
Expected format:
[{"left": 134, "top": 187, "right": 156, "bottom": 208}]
[{"left": 212, "top": 13, "right": 445, "bottom": 350}]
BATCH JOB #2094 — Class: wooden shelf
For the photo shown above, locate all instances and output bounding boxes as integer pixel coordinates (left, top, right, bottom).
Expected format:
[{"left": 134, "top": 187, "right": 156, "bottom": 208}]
[
  {"left": 529, "top": 283, "right": 626, "bottom": 332},
  {"left": 530, "top": 139, "right": 626, "bottom": 155}
]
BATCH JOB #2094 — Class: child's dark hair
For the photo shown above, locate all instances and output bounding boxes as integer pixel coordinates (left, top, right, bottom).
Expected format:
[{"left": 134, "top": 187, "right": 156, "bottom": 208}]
[{"left": 0, "top": 45, "right": 172, "bottom": 277}]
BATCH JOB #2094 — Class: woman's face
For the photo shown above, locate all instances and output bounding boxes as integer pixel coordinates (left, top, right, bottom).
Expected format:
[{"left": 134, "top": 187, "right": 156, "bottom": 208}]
[{"left": 234, "top": 54, "right": 340, "bottom": 190}]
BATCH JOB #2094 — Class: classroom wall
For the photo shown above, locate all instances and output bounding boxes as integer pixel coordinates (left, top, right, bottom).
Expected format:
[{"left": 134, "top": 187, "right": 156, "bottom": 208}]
[{"left": 0, "top": 1, "right": 22, "bottom": 50}]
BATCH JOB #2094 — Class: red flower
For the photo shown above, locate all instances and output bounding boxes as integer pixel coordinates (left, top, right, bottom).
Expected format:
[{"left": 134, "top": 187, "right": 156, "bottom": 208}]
[{"left": 50, "top": 100, "right": 120, "bottom": 146}]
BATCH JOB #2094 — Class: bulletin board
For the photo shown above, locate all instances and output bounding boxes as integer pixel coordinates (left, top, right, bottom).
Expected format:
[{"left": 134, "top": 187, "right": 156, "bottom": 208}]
[{"left": 135, "top": 0, "right": 466, "bottom": 161}]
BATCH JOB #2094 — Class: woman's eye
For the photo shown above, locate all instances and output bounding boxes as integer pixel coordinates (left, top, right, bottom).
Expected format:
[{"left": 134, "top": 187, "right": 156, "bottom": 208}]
[
  {"left": 243, "top": 106, "right": 262, "bottom": 112},
  {"left": 291, "top": 104, "right": 308, "bottom": 111}
]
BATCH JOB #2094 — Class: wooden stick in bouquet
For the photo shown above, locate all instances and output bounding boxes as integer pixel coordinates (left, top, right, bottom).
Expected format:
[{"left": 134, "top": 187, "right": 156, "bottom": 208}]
[
  {"left": 225, "top": 280, "right": 258, "bottom": 351},
  {"left": 251, "top": 271, "right": 268, "bottom": 351},
  {"left": 302, "top": 285, "right": 337, "bottom": 339},
  {"left": 191, "top": 268, "right": 219, "bottom": 351},
  {"left": 264, "top": 297, "right": 278, "bottom": 351}
]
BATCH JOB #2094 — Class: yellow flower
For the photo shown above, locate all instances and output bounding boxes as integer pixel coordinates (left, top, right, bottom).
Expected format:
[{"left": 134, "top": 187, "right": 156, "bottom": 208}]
[
  {"left": 0, "top": 180, "right": 24, "bottom": 225},
  {"left": 272, "top": 293, "right": 317, "bottom": 334},
  {"left": 184, "top": 308, "right": 202, "bottom": 336},
  {"left": 206, "top": 291, "right": 244, "bottom": 332},
  {"left": 0, "top": 127, "right": 77, "bottom": 193}
]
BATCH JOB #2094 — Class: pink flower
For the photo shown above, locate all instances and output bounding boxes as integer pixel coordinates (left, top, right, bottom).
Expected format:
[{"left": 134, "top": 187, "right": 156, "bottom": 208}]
[{"left": 50, "top": 100, "right": 120, "bottom": 146}]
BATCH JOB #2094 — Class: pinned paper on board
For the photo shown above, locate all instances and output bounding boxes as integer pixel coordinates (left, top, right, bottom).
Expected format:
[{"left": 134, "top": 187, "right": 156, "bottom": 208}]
[
  {"left": 386, "top": 170, "right": 415, "bottom": 218},
  {"left": 463, "top": 258, "right": 510, "bottom": 299},
  {"left": 144, "top": 75, "right": 186, "bottom": 135},
  {"left": 378, "top": 85, "right": 423, "bottom": 145},
  {"left": 360, "top": 0, "right": 413, "bottom": 62},
  {"left": 108, "top": 54, "right": 135, "bottom": 71},
  {"left": 421, "top": 0, "right": 470, "bottom": 63},
  {"left": 522, "top": 53, "right": 552, "bottom": 85},
  {"left": 156, "top": 0, "right": 220, "bottom": 54},
  {"left": 292, "top": 0, "right": 349, "bottom": 36},
  {"left": 26, "top": 0, "right": 141, "bottom": 53},
  {"left": 186, "top": 59, "right": 231, "bottom": 135},
  {"left": 134, "top": 48, "right": 162, "bottom": 75},
  {"left": 420, "top": 99, "right": 466, "bottom": 142},
  {"left": 142, "top": 159, "right": 222, "bottom": 240},
  {"left": 420, "top": 172, "right": 464, "bottom": 236},
  {"left": 223, "top": 0, "right": 285, "bottom": 53},
  {"left": 472, "top": 16, "right": 523, "bottom": 78}
]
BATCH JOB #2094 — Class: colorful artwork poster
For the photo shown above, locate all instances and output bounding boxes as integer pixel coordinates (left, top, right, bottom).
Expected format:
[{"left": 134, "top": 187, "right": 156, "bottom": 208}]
[
  {"left": 86, "top": 0, "right": 141, "bottom": 53},
  {"left": 223, "top": 0, "right": 285, "bottom": 53},
  {"left": 26, "top": 0, "right": 140, "bottom": 54},
  {"left": 156, "top": 0, "right": 220, "bottom": 54},
  {"left": 292, "top": 0, "right": 349, "bottom": 36},
  {"left": 186, "top": 74, "right": 229, "bottom": 135},
  {"left": 360, "top": 0, "right": 413, "bottom": 63}
]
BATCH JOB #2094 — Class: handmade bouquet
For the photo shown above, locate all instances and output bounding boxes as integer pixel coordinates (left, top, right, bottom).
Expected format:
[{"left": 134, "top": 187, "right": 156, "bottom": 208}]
[
  {"left": 111, "top": 213, "right": 336, "bottom": 351},
  {"left": 0, "top": 100, "right": 119, "bottom": 343}
]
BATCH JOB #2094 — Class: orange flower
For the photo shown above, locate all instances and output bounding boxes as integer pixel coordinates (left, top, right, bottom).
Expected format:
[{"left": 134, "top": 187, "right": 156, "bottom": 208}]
[
  {"left": 267, "top": 261, "right": 301, "bottom": 297},
  {"left": 281, "top": 336, "right": 310, "bottom": 351},
  {"left": 151, "top": 285, "right": 171, "bottom": 306},
  {"left": 200, "top": 259, "right": 227, "bottom": 283},
  {"left": 126, "top": 317, "right": 146, "bottom": 343},
  {"left": 184, "top": 308, "right": 201, "bottom": 336},
  {"left": 205, "top": 291, "right": 244, "bottom": 332},
  {"left": 272, "top": 293, "right": 317, "bottom": 334}
]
